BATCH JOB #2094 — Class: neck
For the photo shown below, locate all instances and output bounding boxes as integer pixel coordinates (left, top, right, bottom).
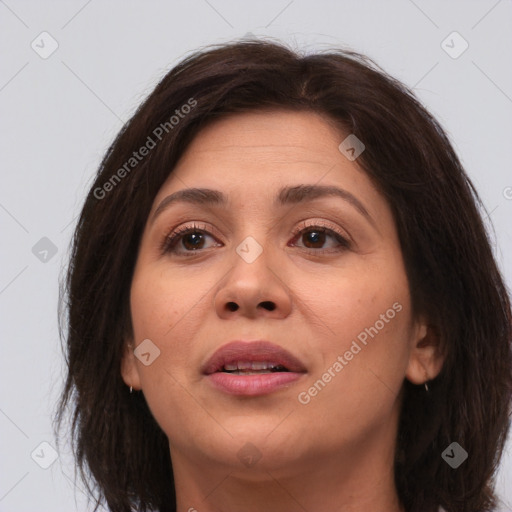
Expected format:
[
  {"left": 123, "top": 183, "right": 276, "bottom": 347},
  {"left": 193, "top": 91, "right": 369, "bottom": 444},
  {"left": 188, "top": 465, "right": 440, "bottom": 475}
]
[{"left": 170, "top": 431, "right": 404, "bottom": 512}]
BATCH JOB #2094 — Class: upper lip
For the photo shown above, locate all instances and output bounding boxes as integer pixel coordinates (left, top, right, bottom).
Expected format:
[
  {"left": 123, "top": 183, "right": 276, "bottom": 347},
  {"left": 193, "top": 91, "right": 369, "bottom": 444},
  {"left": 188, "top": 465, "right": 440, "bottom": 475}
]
[{"left": 202, "top": 341, "right": 307, "bottom": 375}]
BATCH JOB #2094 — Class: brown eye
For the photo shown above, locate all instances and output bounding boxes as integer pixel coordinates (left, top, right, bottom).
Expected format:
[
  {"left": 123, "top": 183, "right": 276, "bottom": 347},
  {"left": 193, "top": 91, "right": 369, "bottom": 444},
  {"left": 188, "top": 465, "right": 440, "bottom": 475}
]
[
  {"left": 301, "top": 229, "right": 327, "bottom": 249},
  {"left": 180, "top": 231, "right": 206, "bottom": 250},
  {"left": 161, "top": 224, "right": 221, "bottom": 256},
  {"left": 291, "top": 225, "right": 350, "bottom": 253}
]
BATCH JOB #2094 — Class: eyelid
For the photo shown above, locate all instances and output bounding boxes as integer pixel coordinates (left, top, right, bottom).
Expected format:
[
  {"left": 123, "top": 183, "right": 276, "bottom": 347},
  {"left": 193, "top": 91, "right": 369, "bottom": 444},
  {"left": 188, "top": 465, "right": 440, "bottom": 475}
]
[
  {"left": 290, "top": 219, "right": 351, "bottom": 243},
  {"left": 159, "top": 222, "right": 221, "bottom": 254},
  {"left": 160, "top": 219, "right": 352, "bottom": 256}
]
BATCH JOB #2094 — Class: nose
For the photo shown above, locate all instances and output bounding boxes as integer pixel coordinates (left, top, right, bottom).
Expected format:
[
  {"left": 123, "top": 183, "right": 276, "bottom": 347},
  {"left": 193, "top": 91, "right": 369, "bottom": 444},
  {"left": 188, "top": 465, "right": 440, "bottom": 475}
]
[{"left": 214, "top": 242, "right": 292, "bottom": 320}]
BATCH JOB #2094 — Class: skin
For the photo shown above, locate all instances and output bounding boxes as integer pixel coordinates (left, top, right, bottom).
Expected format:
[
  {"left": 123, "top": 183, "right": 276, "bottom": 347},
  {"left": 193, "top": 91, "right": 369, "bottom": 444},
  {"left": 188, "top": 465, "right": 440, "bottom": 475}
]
[{"left": 121, "top": 110, "right": 444, "bottom": 512}]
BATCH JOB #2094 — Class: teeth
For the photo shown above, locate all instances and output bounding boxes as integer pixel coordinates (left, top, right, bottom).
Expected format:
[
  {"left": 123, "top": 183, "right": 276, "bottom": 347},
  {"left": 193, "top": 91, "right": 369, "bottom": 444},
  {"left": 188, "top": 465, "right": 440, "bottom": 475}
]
[
  {"left": 249, "top": 361, "right": 274, "bottom": 371},
  {"left": 228, "top": 370, "right": 274, "bottom": 375},
  {"left": 222, "top": 361, "right": 287, "bottom": 372}
]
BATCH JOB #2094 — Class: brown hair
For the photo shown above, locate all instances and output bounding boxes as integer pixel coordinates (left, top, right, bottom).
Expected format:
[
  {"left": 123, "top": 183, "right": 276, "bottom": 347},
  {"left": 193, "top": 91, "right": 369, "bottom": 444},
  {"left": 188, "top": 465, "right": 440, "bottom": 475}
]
[{"left": 53, "top": 38, "right": 512, "bottom": 512}]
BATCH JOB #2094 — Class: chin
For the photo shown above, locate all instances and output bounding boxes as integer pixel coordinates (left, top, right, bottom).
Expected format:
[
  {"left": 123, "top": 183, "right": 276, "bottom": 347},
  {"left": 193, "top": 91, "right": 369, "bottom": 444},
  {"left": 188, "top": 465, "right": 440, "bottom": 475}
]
[{"left": 227, "top": 426, "right": 307, "bottom": 470}]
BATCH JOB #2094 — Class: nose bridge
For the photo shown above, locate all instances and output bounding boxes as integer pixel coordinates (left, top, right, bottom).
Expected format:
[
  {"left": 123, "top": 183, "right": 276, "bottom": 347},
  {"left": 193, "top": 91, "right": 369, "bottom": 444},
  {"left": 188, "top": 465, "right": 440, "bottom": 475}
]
[
  {"left": 229, "top": 208, "right": 277, "bottom": 272},
  {"left": 213, "top": 233, "right": 292, "bottom": 319},
  {"left": 230, "top": 233, "right": 276, "bottom": 294}
]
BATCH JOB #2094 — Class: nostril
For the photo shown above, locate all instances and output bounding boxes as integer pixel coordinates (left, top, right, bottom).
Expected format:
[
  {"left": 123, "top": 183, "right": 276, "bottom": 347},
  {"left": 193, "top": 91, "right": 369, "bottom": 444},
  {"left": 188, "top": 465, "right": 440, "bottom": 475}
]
[
  {"left": 259, "top": 301, "right": 276, "bottom": 311},
  {"left": 226, "top": 302, "right": 238, "bottom": 312}
]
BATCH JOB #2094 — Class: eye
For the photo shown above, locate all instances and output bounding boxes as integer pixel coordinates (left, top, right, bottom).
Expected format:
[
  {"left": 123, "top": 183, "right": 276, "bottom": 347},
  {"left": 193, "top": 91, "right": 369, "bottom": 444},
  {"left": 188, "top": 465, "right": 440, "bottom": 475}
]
[
  {"left": 289, "top": 221, "right": 350, "bottom": 253},
  {"left": 160, "top": 223, "right": 221, "bottom": 256},
  {"left": 161, "top": 221, "right": 350, "bottom": 257}
]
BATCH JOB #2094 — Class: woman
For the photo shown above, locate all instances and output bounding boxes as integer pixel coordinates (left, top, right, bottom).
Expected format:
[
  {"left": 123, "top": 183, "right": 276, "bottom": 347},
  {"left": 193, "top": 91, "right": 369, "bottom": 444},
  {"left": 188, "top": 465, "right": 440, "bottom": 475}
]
[{"left": 53, "top": 38, "right": 512, "bottom": 512}]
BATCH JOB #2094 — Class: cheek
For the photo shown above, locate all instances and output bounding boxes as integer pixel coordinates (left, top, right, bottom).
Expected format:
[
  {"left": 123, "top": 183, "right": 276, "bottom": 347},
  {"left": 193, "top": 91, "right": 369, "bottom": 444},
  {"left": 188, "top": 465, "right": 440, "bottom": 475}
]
[
  {"left": 297, "top": 263, "right": 410, "bottom": 347},
  {"left": 295, "top": 310, "right": 411, "bottom": 449},
  {"left": 297, "top": 261, "right": 412, "bottom": 401},
  {"left": 128, "top": 266, "right": 208, "bottom": 397},
  {"left": 128, "top": 267, "right": 209, "bottom": 435},
  {"left": 130, "top": 265, "right": 206, "bottom": 340}
]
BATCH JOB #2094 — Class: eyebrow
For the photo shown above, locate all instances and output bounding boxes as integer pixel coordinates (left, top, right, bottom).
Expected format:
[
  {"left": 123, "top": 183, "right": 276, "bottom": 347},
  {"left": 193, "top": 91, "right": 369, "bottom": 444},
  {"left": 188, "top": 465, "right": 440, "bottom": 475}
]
[{"left": 151, "top": 184, "right": 376, "bottom": 227}]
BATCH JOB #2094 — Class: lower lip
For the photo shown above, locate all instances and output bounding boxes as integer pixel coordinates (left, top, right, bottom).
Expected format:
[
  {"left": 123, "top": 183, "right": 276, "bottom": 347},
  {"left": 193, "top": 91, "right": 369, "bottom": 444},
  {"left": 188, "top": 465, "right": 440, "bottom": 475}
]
[{"left": 206, "top": 371, "right": 305, "bottom": 396}]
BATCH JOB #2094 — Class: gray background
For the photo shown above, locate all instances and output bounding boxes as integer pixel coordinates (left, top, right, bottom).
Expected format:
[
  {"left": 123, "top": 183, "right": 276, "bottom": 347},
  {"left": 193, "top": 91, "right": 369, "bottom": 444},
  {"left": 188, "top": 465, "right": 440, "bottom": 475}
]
[{"left": 1, "top": 0, "right": 511, "bottom": 510}]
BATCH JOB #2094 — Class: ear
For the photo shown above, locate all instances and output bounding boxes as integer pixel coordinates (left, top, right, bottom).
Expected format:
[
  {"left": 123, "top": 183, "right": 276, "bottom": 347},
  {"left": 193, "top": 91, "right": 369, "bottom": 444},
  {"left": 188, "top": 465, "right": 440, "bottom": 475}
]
[
  {"left": 405, "top": 318, "right": 444, "bottom": 385},
  {"left": 120, "top": 339, "right": 142, "bottom": 391}
]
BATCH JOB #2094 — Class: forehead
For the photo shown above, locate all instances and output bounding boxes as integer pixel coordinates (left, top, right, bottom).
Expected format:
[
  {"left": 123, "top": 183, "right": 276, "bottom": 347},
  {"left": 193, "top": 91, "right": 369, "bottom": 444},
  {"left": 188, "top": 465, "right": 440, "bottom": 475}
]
[
  {"left": 155, "top": 110, "right": 377, "bottom": 201},
  {"left": 182, "top": 109, "right": 342, "bottom": 152}
]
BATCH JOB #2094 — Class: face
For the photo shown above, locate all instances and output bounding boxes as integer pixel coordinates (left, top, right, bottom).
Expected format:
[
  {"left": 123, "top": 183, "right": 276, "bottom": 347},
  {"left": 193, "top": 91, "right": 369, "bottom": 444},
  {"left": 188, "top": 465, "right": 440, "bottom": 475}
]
[{"left": 121, "top": 110, "right": 440, "bottom": 479}]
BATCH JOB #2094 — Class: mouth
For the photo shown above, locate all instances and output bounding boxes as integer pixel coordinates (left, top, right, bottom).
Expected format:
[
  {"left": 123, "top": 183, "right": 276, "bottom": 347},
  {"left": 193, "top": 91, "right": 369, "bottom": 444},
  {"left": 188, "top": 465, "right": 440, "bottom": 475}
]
[
  {"left": 202, "top": 340, "right": 307, "bottom": 396},
  {"left": 220, "top": 361, "right": 290, "bottom": 375}
]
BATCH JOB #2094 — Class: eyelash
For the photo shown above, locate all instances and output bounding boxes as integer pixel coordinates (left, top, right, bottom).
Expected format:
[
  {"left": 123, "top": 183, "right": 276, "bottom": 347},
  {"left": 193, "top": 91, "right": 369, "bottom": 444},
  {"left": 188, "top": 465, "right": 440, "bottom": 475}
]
[{"left": 160, "top": 221, "right": 351, "bottom": 257}]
